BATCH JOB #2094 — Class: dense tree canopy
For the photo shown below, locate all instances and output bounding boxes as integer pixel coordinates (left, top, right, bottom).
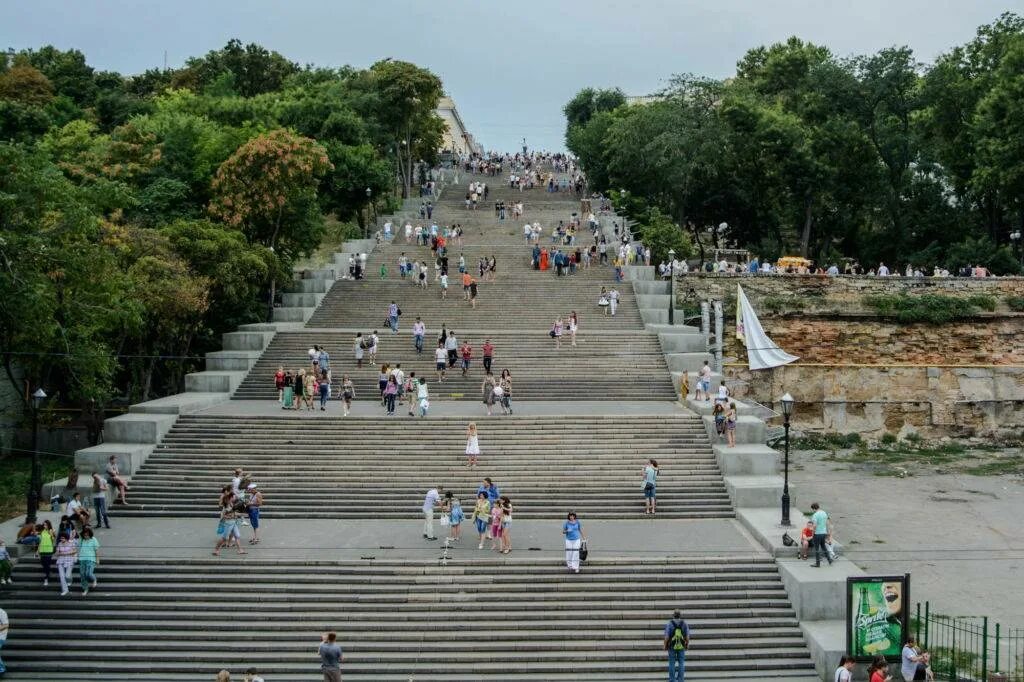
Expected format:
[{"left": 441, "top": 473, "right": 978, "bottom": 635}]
[
  {"left": 0, "top": 41, "right": 446, "bottom": 408},
  {"left": 566, "top": 13, "right": 1024, "bottom": 274}
]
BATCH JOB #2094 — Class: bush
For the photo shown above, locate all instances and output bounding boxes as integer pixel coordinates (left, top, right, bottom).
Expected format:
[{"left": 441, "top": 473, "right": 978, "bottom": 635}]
[
  {"left": 863, "top": 294, "right": 986, "bottom": 324},
  {"left": 880, "top": 433, "right": 897, "bottom": 445},
  {"left": 793, "top": 432, "right": 863, "bottom": 449},
  {"left": 965, "top": 294, "right": 997, "bottom": 311},
  {"left": 1007, "top": 296, "right": 1024, "bottom": 312}
]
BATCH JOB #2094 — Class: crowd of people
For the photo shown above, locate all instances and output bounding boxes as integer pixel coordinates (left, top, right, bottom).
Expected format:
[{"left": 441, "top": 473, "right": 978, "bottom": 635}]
[{"left": 665, "top": 254, "right": 1006, "bottom": 279}]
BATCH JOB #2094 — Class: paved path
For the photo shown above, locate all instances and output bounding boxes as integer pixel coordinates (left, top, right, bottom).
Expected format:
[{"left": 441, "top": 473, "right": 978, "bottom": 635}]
[
  {"left": 5, "top": 516, "right": 764, "bottom": 561},
  {"left": 792, "top": 450, "right": 1024, "bottom": 628}
]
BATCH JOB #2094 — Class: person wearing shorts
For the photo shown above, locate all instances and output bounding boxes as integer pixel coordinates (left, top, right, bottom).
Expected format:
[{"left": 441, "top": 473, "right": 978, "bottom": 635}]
[{"left": 435, "top": 343, "right": 447, "bottom": 382}]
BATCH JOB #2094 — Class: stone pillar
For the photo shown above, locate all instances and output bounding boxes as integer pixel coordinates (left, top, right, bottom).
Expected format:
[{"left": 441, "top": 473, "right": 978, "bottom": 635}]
[
  {"left": 701, "top": 302, "right": 710, "bottom": 351},
  {"left": 713, "top": 301, "right": 724, "bottom": 373}
]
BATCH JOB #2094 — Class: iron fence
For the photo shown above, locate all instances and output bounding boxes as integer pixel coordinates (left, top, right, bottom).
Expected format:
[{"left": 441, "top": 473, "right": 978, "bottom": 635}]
[{"left": 915, "top": 602, "right": 1024, "bottom": 681}]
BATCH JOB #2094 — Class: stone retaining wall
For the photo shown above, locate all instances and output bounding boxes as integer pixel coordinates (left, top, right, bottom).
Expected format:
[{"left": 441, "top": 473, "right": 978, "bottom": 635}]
[
  {"left": 754, "top": 315, "right": 1024, "bottom": 365},
  {"left": 727, "top": 363, "right": 1024, "bottom": 437},
  {"left": 675, "top": 272, "right": 1024, "bottom": 314}
]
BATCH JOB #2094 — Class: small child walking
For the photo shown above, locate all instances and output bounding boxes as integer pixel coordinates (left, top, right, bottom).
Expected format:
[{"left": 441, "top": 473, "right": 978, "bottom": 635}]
[
  {"left": 465, "top": 422, "right": 480, "bottom": 466},
  {"left": 379, "top": 263, "right": 388, "bottom": 280},
  {"left": 447, "top": 497, "right": 464, "bottom": 542}
]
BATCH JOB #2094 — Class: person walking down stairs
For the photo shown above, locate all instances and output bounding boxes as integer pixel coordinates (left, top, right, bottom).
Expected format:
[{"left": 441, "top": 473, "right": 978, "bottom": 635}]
[{"left": 563, "top": 511, "right": 586, "bottom": 573}]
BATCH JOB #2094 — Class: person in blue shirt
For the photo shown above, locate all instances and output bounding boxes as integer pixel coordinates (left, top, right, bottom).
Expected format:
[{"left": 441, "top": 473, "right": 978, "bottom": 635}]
[
  {"left": 562, "top": 511, "right": 586, "bottom": 573},
  {"left": 664, "top": 610, "right": 690, "bottom": 682},
  {"left": 809, "top": 502, "right": 833, "bottom": 567},
  {"left": 476, "top": 477, "right": 500, "bottom": 503}
]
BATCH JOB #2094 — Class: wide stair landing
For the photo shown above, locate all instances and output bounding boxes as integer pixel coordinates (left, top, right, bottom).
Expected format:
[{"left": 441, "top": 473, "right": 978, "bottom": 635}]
[
  {"left": 233, "top": 330, "right": 676, "bottom": 401},
  {"left": 116, "top": 414, "right": 732, "bottom": 519},
  {"left": 2, "top": 556, "right": 819, "bottom": 681}
]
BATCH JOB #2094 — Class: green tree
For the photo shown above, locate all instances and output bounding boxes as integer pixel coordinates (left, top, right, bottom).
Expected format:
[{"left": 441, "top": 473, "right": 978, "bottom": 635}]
[
  {"left": 0, "top": 63, "right": 55, "bottom": 105},
  {"left": 208, "top": 129, "right": 332, "bottom": 320},
  {"left": 177, "top": 39, "right": 299, "bottom": 97},
  {"left": 973, "top": 35, "right": 1024, "bottom": 233},
  {"left": 0, "top": 143, "right": 129, "bottom": 405}
]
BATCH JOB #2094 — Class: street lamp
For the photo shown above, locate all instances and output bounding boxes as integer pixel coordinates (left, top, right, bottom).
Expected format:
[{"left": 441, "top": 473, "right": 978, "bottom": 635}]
[
  {"left": 364, "top": 187, "right": 373, "bottom": 237},
  {"left": 667, "top": 248, "right": 676, "bottom": 325},
  {"left": 25, "top": 387, "right": 47, "bottom": 525},
  {"left": 1011, "top": 230, "right": 1022, "bottom": 266},
  {"left": 779, "top": 392, "right": 795, "bottom": 527}
]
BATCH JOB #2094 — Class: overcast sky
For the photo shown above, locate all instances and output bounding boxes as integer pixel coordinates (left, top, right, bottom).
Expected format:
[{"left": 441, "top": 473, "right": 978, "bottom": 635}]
[{"left": 2, "top": 1, "right": 1020, "bottom": 151}]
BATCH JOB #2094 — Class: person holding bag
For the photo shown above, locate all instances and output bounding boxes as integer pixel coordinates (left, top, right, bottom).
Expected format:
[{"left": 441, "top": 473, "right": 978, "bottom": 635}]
[{"left": 563, "top": 511, "right": 586, "bottom": 574}]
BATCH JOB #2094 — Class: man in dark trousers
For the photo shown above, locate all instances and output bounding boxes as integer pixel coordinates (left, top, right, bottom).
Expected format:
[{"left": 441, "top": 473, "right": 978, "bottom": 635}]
[{"left": 664, "top": 609, "right": 690, "bottom": 682}]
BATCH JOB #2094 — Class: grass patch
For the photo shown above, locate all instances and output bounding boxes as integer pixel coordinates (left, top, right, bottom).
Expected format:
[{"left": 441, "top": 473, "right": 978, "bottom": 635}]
[
  {"left": 801, "top": 434, "right": 1023, "bottom": 477},
  {"left": 793, "top": 432, "right": 863, "bottom": 450},
  {"left": 0, "top": 452, "right": 69, "bottom": 521},
  {"left": 1007, "top": 296, "right": 1024, "bottom": 312},
  {"left": 863, "top": 293, "right": 989, "bottom": 324},
  {"left": 963, "top": 456, "right": 1024, "bottom": 476}
]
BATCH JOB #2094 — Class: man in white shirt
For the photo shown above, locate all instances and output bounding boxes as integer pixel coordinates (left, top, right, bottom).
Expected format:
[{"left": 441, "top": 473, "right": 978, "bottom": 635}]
[
  {"left": 608, "top": 288, "right": 620, "bottom": 317},
  {"left": 422, "top": 486, "right": 443, "bottom": 540},
  {"left": 404, "top": 222, "right": 413, "bottom": 243},
  {"left": 66, "top": 492, "right": 90, "bottom": 526},
  {"left": 827, "top": 264, "right": 839, "bottom": 276},
  {"left": 878, "top": 262, "right": 890, "bottom": 276},
  {"left": 412, "top": 318, "right": 426, "bottom": 354},
  {"left": 901, "top": 638, "right": 929, "bottom": 681},
  {"left": 383, "top": 221, "right": 392, "bottom": 241},
  {"left": 524, "top": 223, "right": 532, "bottom": 242}
]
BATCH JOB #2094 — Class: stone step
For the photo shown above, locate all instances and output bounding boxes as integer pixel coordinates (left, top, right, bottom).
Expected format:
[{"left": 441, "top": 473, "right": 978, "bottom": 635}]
[{"left": 2, "top": 556, "right": 815, "bottom": 680}]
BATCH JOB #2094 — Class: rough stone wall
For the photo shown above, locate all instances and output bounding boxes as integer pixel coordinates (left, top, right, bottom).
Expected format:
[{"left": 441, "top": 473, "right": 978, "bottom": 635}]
[
  {"left": 678, "top": 274, "right": 1024, "bottom": 436},
  {"left": 727, "top": 363, "right": 1024, "bottom": 437},
  {"left": 675, "top": 272, "right": 1024, "bottom": 314},
  {"left": 751, "top": 315, "right": 1024, "bottom": 365}
]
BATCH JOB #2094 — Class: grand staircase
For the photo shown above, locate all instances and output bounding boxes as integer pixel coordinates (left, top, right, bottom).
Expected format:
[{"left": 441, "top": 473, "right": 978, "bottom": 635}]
[
  {"left": 0, "top": 161, "right": 820, "bottom": 681},
  {"left": 3, "top": 556, "right": 817, "bottom": 680}
]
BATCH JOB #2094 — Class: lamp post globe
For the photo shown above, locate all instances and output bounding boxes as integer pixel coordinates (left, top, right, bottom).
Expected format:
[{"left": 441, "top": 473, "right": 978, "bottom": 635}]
[{"left": 780, "top": 392, "right": 794, "bottom": 527}]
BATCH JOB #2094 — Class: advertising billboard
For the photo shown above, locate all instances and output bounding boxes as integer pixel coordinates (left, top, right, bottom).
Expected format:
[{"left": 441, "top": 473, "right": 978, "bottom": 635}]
[{"left": 846, "top": 574, "right": 911, "bottom": 661}]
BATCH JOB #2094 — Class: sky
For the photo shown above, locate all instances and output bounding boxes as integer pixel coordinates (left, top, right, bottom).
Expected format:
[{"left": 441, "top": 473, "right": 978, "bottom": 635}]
[{"left": 2, "top": 0, "right": 1021, "bottom": 152}]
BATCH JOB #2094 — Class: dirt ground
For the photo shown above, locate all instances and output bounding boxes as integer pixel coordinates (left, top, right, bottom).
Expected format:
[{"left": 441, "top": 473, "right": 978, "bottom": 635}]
[{"left": 790, "top": 445, "right": 1024, "bottom": 629}]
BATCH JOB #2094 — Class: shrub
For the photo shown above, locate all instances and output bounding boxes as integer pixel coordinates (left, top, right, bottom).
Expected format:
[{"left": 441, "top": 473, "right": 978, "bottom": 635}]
[
  {"left": 1007, "top": 296, "right": 1024, "bottom": 312},
  {"left": 965, "top": 294, "right": 997, "bottom": 311},
  {"left": 880, "top": 433, "right": 897, "bottom": 445},
  {"left": 863, "top": 294, "right": 985, "bottom": 324},
  {"left": 793, "top": 432, "right": 863, "bottom": 449}
]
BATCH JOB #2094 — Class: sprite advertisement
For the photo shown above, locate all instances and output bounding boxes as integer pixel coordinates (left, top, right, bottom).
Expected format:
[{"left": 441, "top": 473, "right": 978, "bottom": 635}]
[{"left": 846, "top": 575, "right": 910, "bottom": 660}]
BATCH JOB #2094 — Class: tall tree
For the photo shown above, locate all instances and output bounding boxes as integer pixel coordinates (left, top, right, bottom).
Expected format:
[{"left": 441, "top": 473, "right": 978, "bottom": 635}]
[{"left": 208, "top": 129, "right": 332, "bottom": 320}]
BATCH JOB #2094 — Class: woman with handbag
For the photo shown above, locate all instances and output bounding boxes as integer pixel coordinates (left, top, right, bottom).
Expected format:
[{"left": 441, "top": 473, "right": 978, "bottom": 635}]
[{"left": 563, "top": 512, "right": 586, "bottom": 574}]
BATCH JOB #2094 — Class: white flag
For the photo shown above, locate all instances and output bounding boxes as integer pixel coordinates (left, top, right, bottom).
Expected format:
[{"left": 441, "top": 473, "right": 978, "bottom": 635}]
[{"left": 737, "top": 284, "right": 799, "bottom": 370}]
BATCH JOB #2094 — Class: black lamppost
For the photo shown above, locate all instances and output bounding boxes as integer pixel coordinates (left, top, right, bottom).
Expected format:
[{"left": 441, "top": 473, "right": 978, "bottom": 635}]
[
  {"left": 780, "top": 392, "right": 794, "bottom": 527},
  {"left": 25, "top": 387, "right": 47, "bottom": 525},
  {"left": 364, "top": 187, "right": 372, "bottom": 237},
  {"left": 667, "top": 248, "right": 676, "bottom": 325}
]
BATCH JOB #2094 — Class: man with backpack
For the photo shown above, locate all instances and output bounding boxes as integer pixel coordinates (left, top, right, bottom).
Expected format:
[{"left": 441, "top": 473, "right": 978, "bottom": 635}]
[{"left": 664, "top": 610, "right": 690, "bottom": 682}]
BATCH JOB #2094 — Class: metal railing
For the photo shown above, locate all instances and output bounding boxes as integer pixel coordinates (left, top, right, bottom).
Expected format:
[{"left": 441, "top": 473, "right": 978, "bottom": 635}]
[{"left": 915, "top": 601, "right": 1024, "bottom": 681}]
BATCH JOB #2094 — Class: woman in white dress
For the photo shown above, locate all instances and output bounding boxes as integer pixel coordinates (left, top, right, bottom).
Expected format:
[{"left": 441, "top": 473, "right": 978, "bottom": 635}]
[
  {"left": 568, "top": 311, "right": 579, "bottom": 347},
  {"left": 465, "top": 422, "right": 480, "bottom": 467}
]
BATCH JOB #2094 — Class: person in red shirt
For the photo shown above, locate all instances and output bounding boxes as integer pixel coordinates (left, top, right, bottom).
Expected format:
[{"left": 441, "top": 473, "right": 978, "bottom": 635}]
[
  {"left": 799, "top": 520, "right": 815, "bottom": 560},
  {"left": 482, "top": 339, "right": 494, "bottom": 374},
  {"left": 462, "top": 271, "right": 472, "bottom": 300},
  {"left": 460, "top": 342, "right": 473, "bottom": 376}
]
